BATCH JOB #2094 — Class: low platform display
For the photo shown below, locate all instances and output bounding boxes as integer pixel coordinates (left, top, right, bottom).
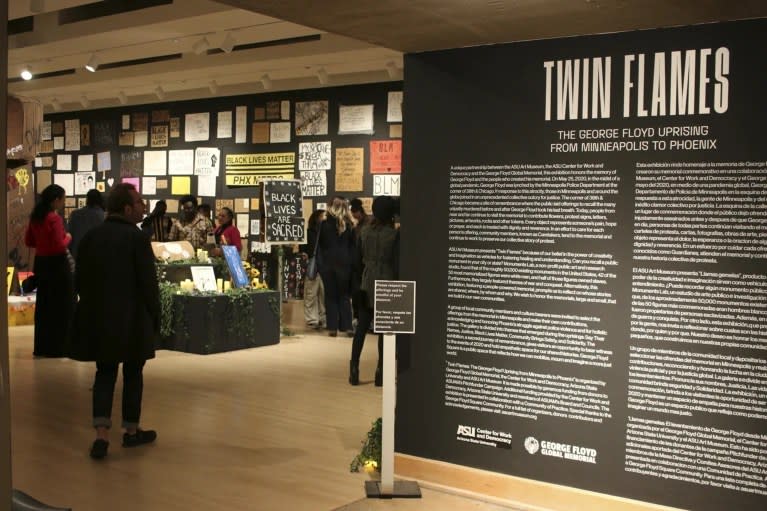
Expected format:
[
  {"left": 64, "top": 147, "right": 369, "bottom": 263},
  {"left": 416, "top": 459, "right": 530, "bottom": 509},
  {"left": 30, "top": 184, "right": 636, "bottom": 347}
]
[{"left": 161, "top": 290, "right": 280, "bottom": 354}]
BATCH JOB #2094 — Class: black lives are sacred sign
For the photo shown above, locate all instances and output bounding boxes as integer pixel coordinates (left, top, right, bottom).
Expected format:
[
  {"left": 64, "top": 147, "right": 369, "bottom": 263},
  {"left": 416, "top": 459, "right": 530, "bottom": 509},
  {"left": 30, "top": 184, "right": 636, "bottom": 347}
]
[{"left": 262, "top": 179, "right": 305, "bottom": 243}]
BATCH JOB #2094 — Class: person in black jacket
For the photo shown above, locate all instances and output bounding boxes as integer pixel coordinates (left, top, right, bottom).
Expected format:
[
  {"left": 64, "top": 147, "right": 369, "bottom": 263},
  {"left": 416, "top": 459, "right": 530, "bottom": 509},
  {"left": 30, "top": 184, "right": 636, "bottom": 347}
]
[
  {"left": 349, "top": 196, "right": 399, "bottom": 386},
  {"left": 318, "top": 197, "right": 355, "bottom": 336},
  {"left": 69, "top": 183, "right": 160, "bottom": 460}
]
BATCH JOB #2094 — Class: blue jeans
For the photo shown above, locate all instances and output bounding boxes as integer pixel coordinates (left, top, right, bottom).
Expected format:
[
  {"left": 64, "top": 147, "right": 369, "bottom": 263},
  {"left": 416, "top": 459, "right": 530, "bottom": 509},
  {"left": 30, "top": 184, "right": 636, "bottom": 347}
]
[{"left": 92, "top": 360, "right": 145, "bottom": 429}]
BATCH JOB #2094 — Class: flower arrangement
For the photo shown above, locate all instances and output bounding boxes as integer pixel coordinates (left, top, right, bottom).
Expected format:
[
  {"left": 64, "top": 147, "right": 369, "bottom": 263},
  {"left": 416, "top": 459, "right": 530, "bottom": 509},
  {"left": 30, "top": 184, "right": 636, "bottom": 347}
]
[
  {"left": 242, "top": 260, "right": 269, "bottom": 290},
  {"left": 350, "top": 418, "right": 382, "bottom": 474}
]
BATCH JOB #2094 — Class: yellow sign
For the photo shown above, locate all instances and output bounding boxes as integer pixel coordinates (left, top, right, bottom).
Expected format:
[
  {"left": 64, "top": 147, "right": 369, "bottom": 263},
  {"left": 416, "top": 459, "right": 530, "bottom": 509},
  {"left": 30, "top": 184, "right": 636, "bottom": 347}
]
[{"left": 225, "top": 153, "right": 295, "bottom": 187}]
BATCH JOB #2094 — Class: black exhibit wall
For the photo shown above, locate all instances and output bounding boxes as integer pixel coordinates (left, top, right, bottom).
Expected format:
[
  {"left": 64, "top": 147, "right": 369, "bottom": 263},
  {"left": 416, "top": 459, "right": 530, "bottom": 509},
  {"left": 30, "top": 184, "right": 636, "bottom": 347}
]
[
  {"left": 37, "top": 81, "right": 403, "bottom": 249},
  {"left": 398, "top": 19, "right": 766, "bottom": 511}
]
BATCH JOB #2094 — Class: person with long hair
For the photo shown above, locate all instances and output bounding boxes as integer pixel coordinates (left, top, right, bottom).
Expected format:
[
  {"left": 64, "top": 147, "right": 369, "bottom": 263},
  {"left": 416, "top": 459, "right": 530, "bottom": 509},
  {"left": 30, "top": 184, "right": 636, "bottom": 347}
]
[
  {"left": 318, "top": 197, "right": 355, "bottom": 337},
  {"left": 348, "top": 196, "right": 399, "bottom": 386},
  {"left": 209, "top": 206, "right": 242, "bottom": 256},
  {"left": 24, "top": 184, "right": 73, "bottom": 357}
]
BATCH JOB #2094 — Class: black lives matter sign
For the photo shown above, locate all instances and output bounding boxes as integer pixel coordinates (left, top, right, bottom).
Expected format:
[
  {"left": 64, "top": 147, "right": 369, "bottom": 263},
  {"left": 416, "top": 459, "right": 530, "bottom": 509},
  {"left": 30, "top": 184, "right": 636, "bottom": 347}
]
[
  {"left": 261, "top": 180, "right": 305, "bottom": 243},
  {"left": 374, "top": 280, "right": 416, "bottom": 334}
]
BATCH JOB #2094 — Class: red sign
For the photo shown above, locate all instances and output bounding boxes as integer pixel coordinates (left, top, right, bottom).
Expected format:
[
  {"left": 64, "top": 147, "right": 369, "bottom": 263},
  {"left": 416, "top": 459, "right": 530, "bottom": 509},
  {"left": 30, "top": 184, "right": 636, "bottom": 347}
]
[{"left": 370, "top": 140, "right": 402, "bottom": 174}]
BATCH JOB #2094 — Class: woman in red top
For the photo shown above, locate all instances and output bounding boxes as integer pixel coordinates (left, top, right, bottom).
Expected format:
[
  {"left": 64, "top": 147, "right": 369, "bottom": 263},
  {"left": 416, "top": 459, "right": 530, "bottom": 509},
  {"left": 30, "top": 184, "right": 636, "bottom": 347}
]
[
  {"left": 210, "top": 207, "right": 242, "bottom": 255},
  {"left": 25, "top": 184, "right": 73, "bottom": 357}
]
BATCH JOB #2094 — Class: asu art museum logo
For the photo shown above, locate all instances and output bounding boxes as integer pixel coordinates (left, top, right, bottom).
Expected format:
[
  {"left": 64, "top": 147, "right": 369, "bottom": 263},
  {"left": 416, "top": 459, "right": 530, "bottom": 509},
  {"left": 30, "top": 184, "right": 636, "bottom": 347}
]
[{"left": 524, "top": 436, "right": 597, "bottom": 464}]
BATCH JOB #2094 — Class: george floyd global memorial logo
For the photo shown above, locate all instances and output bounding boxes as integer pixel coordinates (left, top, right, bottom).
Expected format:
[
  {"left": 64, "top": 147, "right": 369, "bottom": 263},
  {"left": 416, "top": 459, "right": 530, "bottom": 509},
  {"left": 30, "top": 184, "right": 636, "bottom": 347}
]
[{"left": 525, "top": 437, "right": 540, "bottom": 455}]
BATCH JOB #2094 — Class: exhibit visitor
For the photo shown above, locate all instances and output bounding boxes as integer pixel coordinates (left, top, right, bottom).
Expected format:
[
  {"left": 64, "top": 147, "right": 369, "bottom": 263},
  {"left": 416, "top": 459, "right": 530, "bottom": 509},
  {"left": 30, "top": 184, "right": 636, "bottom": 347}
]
[{"left": 24, "top": 184, "right": 73, "bottom": 358}]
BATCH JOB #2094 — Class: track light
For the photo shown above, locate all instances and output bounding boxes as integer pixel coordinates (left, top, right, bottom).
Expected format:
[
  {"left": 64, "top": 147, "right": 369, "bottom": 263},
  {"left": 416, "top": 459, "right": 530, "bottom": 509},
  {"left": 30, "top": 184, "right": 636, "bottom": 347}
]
[
  {"left": 85, "top": 54, "right": 99, "bottom": 72},
  {"left": 154, "top": 86, "right": 165, "bottom": 100},
  {"left": 208, "top": 80, "right": 219, "bottom": 95},
  {"left": 192, "top": 37, "right": 210, "bottom": 55},
  {"left": 220, "top": 32, "right": 236, "bottom": 53},
  {"left": 80, "top": 95, "right": 91, "bottom": 108},
  {"left": 261, "top": 74, "right": 272, "bottom": 90},
  {"left": 316, "top": 67, "right": 329, "bottom": 85},
  {"left": 386, "top": 61, "right": 400, "bottom": 80},
  {"left": 20, "top": 66, "right": 33, "bottom": 81},
  {"left": 30, "top": 0, "right": 45, "bottom": 14},
  {"left": 51, "top": 98, "right": 62, "bottom": 112},
  {"left": 118, "top": 91, "right": 128, "bottom": 105}
]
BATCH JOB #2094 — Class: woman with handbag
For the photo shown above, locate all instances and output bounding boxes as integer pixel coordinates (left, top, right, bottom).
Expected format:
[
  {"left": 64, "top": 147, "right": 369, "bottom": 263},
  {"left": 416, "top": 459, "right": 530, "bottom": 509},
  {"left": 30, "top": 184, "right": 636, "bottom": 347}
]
[
  {"left": 301, "top": 209, "right": 326, "bottom": 329},
  {"left": 24, "top": 184, "right": 74, "bottom": 357}
]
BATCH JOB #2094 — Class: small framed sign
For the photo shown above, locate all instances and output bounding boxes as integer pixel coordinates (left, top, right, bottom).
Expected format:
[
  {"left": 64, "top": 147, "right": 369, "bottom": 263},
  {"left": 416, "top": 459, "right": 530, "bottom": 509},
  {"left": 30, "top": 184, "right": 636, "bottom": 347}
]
[
  {"left": 373, "top": 280, "right": 416, "bottom": 334},
  {"left": 190, "top": 266, "right": 217, "bottom": 292}
]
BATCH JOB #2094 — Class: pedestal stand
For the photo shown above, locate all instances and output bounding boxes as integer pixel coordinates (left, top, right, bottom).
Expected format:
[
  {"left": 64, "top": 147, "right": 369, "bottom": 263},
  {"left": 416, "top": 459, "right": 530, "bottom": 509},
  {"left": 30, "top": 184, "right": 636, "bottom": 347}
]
[{"left": 364, "top": 334, "right": 421, "bottom": 499}]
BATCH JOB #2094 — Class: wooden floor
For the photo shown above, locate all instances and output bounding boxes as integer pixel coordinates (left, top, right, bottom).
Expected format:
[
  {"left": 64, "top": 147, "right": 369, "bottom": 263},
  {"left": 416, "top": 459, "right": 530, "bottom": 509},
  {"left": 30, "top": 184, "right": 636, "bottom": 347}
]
[{"left": 8, "top": 325, "right": 520, "bottom": 511}]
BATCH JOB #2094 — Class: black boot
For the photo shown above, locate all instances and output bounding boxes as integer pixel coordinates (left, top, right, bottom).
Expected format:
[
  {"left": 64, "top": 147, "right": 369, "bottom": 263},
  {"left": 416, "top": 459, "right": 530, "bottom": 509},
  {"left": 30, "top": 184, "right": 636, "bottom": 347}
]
[
  {"left": 349, "top": 360, "right": 359, "bottom": 385},
  {"left": 374, "top": 361, "right": 382, "bottom": 387}
]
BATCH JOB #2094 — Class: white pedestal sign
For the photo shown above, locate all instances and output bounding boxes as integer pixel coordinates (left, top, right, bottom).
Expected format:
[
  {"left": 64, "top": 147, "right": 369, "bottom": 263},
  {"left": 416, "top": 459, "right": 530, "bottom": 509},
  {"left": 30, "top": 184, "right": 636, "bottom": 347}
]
[{"left": 365, "top": 280, "right": 421, "bottom": 499}]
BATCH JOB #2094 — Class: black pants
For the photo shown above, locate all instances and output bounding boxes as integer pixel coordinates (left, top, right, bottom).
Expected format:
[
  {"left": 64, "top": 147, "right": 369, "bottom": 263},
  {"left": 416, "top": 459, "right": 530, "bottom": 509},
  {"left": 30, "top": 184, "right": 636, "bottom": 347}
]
[
  {"left": 92, "top": 361, "right": 145, "bottom": 430},
  {"left": 320, "top": 268, "right": 352, "bottom": 332},
  {"left": 32, "top": 255, "right": 73, "bottom": 357},
  {"left": 350, "top": 305, "right": 382, "bottom": 364}
]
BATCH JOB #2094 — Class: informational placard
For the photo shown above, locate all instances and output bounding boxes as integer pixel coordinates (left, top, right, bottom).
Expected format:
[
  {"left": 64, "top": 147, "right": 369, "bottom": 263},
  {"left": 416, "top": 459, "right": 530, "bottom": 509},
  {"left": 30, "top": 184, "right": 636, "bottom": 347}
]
[
  {"left": 398, "top": 18, "right": 767, "bottom": 511},
  {"left": 260, "top": 179, "right": 305, "bottom": 244},
  {"left": 222, "top": 245, "right": 250, "bottom": 288},
  {"left": 374, "top": 280, "right": 416, "bottom": 334}
]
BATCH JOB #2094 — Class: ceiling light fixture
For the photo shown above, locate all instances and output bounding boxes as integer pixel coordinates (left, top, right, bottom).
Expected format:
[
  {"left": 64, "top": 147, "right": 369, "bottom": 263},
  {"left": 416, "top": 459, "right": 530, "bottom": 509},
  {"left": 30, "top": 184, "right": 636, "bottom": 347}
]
[
  {"left": 85, "top": 54, "right": 100, "bottom": 72},
  {"left": 192, "top": 37, "right": 210, "bottom": 55},
  {"left": 51, "top": 98, "right": 62, "bottom": 112},
  {"left": 30, "top": 0, "right": 45, "bottom": 14},
  {"left": 118, "top": 91, "right": 128, "bottom": 105},
  {"left": 261, "top": 74, "right": 273, "bottom": 90},
  {"left": 316, "top": 67, "right": 329, "bottom": 85},
  {"left": 154, "top": 86, "right": 165, "bottom": 100},
  {"left": 80, "top": 95, "right": 91, "bottom": 108},
  {"left": 20, "top": 66, "right": 33, "bottom": 81},
  {"left": 208, "top": 80, "right": 219, "bottom": 95},
  {"left": 220, "top": 32, "right": 237, "bottom": 53},
  {"left": 386, "top": 61, "right": 400, "bottom": 80}
]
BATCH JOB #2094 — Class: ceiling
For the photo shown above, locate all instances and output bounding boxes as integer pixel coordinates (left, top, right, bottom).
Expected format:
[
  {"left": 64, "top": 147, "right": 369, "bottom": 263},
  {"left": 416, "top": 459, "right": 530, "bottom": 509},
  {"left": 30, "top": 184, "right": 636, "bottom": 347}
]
[{"left": 7, "top": 0, "right": 767, "bottom": 114}]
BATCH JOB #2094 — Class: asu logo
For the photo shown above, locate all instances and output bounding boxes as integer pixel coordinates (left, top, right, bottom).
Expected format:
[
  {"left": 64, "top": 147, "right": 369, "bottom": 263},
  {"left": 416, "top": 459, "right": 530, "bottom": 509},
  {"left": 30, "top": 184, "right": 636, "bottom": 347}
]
[
  {"left": 524, "top": 437, "right": 540, "bottom": 455},
  {"left": 456, "top": 425, "right": 476, "bottom": 437}
]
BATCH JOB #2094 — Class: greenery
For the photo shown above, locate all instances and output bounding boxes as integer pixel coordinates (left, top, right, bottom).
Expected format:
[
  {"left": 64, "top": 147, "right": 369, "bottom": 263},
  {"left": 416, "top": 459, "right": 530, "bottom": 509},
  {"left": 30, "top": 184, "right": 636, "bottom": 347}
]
[
  {"left": 350, "top": 418, "right": 382, "bottom": 474},
  {"left": 158, "top": 281, "right": 179, "bottom": 337},
  {"left": 225, "top": 287, "right": 259, "bottom": 343}
]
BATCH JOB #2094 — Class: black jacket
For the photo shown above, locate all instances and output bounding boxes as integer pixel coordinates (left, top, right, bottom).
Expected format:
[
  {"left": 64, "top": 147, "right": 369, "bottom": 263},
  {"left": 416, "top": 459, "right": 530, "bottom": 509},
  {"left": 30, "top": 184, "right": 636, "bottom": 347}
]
[{"left": 69, "top": 216, "right": 160, "bottom": 362}]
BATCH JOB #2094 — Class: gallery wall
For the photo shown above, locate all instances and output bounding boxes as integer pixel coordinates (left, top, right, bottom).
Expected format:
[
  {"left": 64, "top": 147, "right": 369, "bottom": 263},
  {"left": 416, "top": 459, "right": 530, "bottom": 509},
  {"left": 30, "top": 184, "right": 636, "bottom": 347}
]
[
  {"left": 35, "top": 81, "right": 403, "bottom": 252},
  {"left": 398, "top": 18, "right": 766, "bottom": 511}
]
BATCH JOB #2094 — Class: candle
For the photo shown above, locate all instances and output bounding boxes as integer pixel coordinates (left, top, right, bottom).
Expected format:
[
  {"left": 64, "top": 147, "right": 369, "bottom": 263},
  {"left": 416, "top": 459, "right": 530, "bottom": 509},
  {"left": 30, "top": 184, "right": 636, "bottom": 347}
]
[
  {"left": 216, "top": 278, "right": 223, "bottom": 292},
  {"left": 223, "top": 281, "right": 231, "bottom": 292}
]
